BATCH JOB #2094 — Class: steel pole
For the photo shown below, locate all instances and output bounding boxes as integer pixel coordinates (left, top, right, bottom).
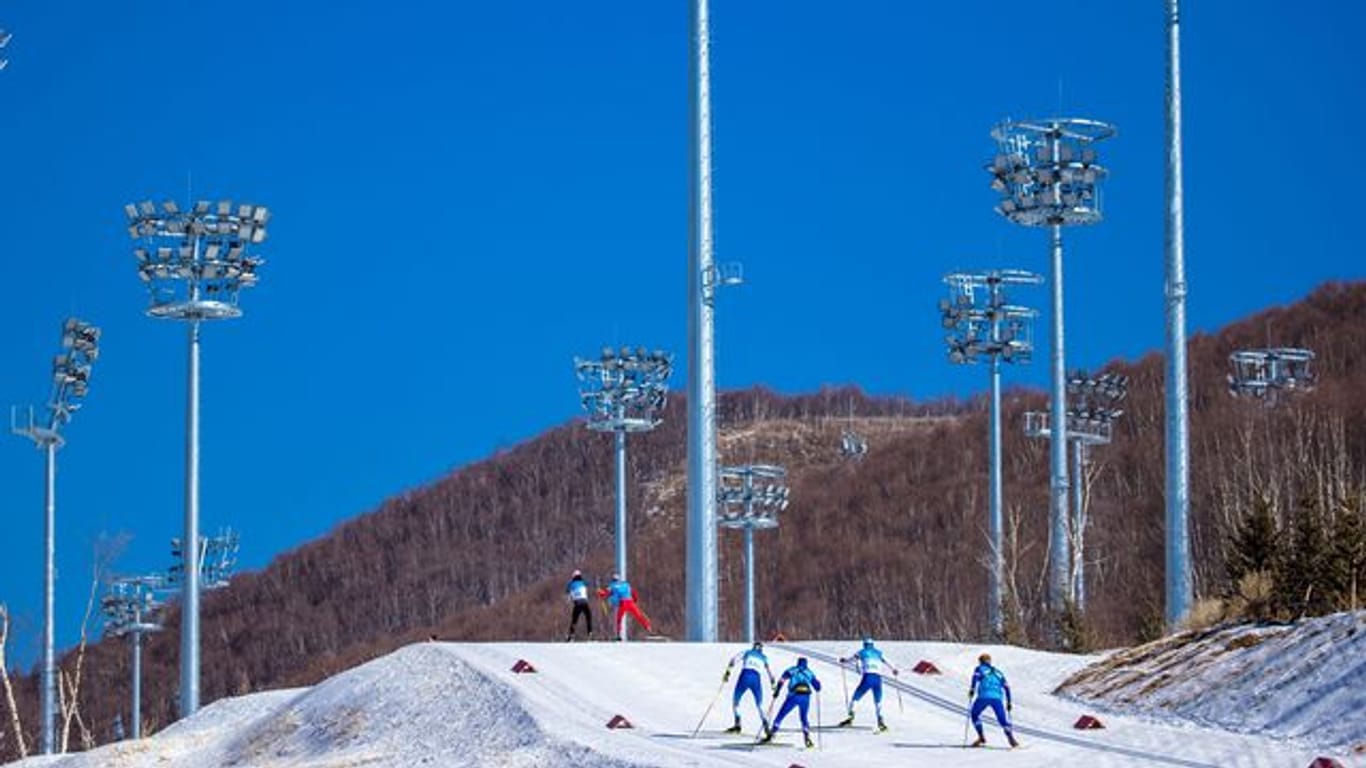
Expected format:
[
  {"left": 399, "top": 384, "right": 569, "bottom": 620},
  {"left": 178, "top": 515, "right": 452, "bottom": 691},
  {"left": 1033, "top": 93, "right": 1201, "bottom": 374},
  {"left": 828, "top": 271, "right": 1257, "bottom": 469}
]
[
  {"left": 1047, "top": 222, "right": 1070, "bottom": 623},
  {"left": 41, "top": 441, "right": 56, "bottom": 755},
  {"left": 686, "top": 0, "right": 719, "bottom": 642},
  {"left": 1071, "top": 439, "right": 1086, "bottom": 611},
  {"left": 181, "top": 321, "right": 201, "bottom": 718},
  {"left": 988, "top": 353, "right": 1004, "bottom": 639},
  {"left": 744, "top": 525, "right": 755, "bottom": 644},
  {"left": 615, "top": 425, "right": 629, "bottom": 641},
  {"left": 131, "top": 618, "right": 142, "bottom": 740},
  {"left": 1163, "top": 0, "right": 1192, "bottom": 631}
]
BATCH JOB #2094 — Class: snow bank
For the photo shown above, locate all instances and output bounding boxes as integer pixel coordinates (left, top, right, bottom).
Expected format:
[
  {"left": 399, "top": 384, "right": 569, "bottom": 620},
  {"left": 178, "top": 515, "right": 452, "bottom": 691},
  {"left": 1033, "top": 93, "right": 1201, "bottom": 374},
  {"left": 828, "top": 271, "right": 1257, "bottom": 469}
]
[{"left": 1056, "top": 610, "right": 1366, "bottom": 750}]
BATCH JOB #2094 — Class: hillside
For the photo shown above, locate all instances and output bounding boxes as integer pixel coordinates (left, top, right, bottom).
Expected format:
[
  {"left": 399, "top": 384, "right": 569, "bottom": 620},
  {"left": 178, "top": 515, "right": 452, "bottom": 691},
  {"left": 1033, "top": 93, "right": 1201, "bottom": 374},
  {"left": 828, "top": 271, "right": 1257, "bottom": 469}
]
[
  {"left": 1056, "top": 610, "right": 1366, "bottom": 750},
  {"left": 4, "top": 281, "right": 1365, "bottom": 759},
  {"left": 12, "top": 640, "right": 1347, "bottom": 767}
]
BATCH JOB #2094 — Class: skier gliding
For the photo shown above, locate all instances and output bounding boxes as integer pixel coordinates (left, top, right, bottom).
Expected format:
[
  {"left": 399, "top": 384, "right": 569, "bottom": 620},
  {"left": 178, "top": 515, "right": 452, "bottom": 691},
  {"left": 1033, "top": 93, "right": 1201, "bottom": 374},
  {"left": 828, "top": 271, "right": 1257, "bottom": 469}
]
[
  {"left": 722, "top": 641, "right": 775, "bottom": 733},
  {"left": 838, "top": 636, "right": 900, "bottom": 732},
  {"left": 597, "top": 573, "right": 653, "bottom": 640},
  {"left": 565, "top": 569, "right": 593, "bottom": 641},
  {"left": 969, "top": 652, "right": 1019, "bottom": 748}
]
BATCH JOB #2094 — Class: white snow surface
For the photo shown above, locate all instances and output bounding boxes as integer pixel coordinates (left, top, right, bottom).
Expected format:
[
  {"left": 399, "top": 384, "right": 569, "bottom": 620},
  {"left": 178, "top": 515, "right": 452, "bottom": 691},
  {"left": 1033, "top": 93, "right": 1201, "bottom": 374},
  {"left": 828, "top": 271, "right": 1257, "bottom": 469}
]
[
  {"left": 1057, "top": 611, "right": 1366, "bottom": 752},
  {"left": 16, "top": 637, "right": 1363, "bottom": 768}
]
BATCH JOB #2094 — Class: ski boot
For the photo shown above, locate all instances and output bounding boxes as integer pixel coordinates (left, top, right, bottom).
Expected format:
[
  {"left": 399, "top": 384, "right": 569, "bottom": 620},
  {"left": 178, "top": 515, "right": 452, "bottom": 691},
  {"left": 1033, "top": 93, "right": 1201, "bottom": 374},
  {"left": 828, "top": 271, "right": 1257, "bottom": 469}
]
[
  {"left": 970, "top": 735, "right": 987, "bottom": 748},
  {"left": 759, "top": 727, "right": 776, "bottom": 744},
  {"left": 1008, "top": 734, "right": 1021, "bottom": 748},
  {"left": 876, "top": 718, "right": 888, "bottom": 733},
  {"left": 836, "top": 713, "right": 855, "bottom": 727},
  {"left": 723, "top": 718, "right": 743, "bottom": 734},
  {"left": 804, "top": 732, "right": 815, "bottom": 748}
]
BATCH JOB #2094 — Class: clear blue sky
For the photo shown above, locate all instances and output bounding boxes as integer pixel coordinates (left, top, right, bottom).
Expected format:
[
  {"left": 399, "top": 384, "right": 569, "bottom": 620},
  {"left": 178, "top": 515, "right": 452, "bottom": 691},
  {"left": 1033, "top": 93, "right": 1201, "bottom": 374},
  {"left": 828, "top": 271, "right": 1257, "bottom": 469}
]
[{"left": 0, "top": 1, "right": 1361, "bottom": 663}]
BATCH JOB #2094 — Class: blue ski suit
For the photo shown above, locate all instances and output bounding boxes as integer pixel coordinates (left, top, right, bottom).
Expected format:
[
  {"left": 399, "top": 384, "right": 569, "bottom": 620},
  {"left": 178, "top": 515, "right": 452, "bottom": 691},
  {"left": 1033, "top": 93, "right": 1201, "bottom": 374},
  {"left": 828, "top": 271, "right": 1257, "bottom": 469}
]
[
  {"left": 969, "top": 662, "right": 1015, "bottom": 739},
  {"left": 727, "top": 648, "right": 775, "bottom": 725},
  {"left": 842, "top": 645, "right": 898, "bottom": 720},
  {"left": 771, "top": 660, "right": 822, "bottom": 735}
]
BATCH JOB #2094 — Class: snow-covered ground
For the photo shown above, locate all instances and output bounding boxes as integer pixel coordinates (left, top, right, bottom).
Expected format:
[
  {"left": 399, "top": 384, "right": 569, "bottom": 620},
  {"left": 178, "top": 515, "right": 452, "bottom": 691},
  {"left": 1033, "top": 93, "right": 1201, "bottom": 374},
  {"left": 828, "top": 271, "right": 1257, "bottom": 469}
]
[
  {"left": 1057, "top": 611, "right": 1366, "bottom": 752},
  {"left": 16, "top": 637, "right": 1362, "bottom": 768}
]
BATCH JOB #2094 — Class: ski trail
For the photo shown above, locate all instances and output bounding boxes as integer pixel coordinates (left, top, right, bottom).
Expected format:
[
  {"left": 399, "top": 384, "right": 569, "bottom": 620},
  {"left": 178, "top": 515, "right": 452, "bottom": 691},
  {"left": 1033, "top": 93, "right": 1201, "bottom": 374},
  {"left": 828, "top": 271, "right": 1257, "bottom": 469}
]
[{"left": 777, "top": 642, "right": 1219, "bottom": 768}]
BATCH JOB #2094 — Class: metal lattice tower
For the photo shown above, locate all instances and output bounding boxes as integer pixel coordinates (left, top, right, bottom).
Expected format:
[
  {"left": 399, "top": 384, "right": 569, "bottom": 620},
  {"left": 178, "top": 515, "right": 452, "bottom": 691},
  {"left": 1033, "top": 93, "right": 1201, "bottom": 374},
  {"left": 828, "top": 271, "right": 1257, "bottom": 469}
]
[
  {"left": 123, "top": 198, "right": 267, "bottom": 718},
  {"left": 101, "top": 575, "right": 167, "bottom": 741},
  {"left": 987, "top": 118, "right": 1114, "bottom": 629},
  {"left": 9, "top": 317, "right": 100, "bottom": 755},
  {"left": 574, "top": 347, "right": 672, "bottom": 640},
  {"left": 940, "top": 269, "right": 1040, "bottom": 639},
  {"left": 1025, "top": 371, "right": 1127, "bottom": 612},
  {"left": 717, "top": 464, "right": 788, "bottom": 643},
  {"left": 1228, "top": 348, "right": 1315, "bottom": 405}
]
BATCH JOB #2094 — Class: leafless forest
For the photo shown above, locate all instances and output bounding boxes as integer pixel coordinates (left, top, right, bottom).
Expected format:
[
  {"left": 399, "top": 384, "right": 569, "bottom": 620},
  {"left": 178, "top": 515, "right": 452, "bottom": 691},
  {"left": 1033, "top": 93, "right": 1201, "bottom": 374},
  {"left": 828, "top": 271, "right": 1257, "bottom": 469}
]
[{"left": 2, "top": 281, "right": 1363, "bottom": 758}]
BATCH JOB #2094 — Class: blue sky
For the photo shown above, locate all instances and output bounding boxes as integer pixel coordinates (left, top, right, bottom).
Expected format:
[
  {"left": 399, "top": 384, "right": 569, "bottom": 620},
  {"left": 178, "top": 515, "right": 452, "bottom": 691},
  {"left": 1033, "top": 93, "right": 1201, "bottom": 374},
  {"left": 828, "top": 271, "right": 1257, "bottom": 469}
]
[{"left": 0, "top": 1, "right": 1361, "bottom": 663}]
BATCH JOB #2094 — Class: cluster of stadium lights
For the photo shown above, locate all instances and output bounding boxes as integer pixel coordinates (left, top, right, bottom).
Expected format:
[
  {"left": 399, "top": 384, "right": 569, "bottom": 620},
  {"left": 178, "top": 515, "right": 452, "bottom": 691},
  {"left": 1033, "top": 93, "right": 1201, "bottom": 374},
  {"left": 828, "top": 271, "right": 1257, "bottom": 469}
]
[
  {"left": 168, "top": 528, "right": 242, "bottom": 591},
  {"left": 125, "top": 200, "right": 267, "bottom": 318},
  {"left": 1228, "top": 348, "right": 1316, "bottom": 402},
  {"left": 10, "top": 317, "right": 101, "bottom": 755},
  {"left": 717, "top": 464, "right": 789, "bottom": 644}
]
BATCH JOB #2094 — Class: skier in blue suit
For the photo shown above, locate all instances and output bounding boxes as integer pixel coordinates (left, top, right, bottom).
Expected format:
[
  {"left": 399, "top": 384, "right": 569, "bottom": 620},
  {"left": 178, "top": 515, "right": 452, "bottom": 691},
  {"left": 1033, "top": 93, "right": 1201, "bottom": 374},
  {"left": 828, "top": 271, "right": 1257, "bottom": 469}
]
[
  {"left": 760, "top": 657, "right": 821, "bottom": 748},
  {"left": 969, "top": 653, "right": 1020, "bottom": 748},
  {"left": 722, "top": 642, "right": 776, "bottom": 733},
  {"left": 838, "top": 637, "right": 900, "bottom": 731}
]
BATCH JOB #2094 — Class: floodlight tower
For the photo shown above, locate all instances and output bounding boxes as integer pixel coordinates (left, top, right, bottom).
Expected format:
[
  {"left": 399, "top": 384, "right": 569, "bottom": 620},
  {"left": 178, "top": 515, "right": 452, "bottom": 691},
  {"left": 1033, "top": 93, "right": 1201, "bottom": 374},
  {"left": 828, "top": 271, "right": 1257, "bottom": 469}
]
[
  {"left": 574, "top": 347, "right": 672, "bottom": 639},
  {"left": 1228, "top": 348, "right": 1316, "bottom": 404},
  {"left": 10, "top": 317, "right": 100, "bottom": 754},
  {"left": 1164, "top": 0, "right": 1193, "bottom": 632},
  {"left": 987, "top": 118, "right": 1114, "bottom": 624},
  {"left": 123, "top": 198, "right": 267, "bottom": 718},
  {"left": 717, "top": 464, "right": 789, "bottom": 643},
  {"left": 940, "top": 269, "right": 1040, "bottom": 638},
  {"left": 101, "top": 575, "right": 166, "bottom": 740},
  {"left": 169, "top": 527, "right": 243, "bottom": 592}
]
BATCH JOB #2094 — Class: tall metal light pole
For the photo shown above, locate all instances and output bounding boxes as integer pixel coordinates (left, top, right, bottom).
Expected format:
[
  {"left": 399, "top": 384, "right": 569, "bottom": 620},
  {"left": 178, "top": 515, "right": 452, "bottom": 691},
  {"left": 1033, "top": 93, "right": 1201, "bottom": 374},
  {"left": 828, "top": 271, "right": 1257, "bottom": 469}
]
[
  {"left": 940, "top": 269, "right": 1040, "bottom": 638},
  {"left": 1164, "top": 0, "right": 1193, "bottom": 632},
  {"left": 718, "top": 464, "right": 788, "bottom": 643},
  {"left": 687, "top": 0, "right": 721, "bottom": 642},
  {"left": 101, "top": 576, "right": 165, "bottom": 741},
  {"left": 123, "top": 199, "right": 267, "bottom": 718},
  {"left": 10, "top": 317, "right": 100, "bottom": 754},
  {"left": 988, "top": 118, "right": 1114, "bottom": 627},
  {"left": 1026, "top": 371, "right": 1127, "bottom": 611},
  {"left": 574, "top": 347, "right": 672, "bottom": 639}
]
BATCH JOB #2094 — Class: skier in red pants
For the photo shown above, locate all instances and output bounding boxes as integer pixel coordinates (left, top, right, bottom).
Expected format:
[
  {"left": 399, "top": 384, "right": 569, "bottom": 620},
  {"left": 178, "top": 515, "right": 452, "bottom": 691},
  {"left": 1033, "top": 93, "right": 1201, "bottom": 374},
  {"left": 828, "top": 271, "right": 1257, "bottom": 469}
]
[{"left": 598, "top": 573, "right": 652, "bottom": 640}]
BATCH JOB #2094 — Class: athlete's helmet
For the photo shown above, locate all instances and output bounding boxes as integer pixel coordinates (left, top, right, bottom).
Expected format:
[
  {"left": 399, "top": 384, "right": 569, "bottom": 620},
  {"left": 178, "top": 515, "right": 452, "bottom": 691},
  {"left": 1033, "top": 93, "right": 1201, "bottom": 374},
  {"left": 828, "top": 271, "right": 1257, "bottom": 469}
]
[
  {"left": 571, "top": 569, "right": 582, "bottom": 578},
  {"left": 978, "top": 653, "right": 992, "bottom": 665},
  {"left": 611, "top": 572, "right": 621, "bottom": 581},
  {"left": 752, "top": 641, "right": 763, "bottom": 651},
  {"left": 797, "top": 657, "right": 809, "bottom": 668},
  {"left": 862, "top": 636, "right": 874, "bottom": 649}
]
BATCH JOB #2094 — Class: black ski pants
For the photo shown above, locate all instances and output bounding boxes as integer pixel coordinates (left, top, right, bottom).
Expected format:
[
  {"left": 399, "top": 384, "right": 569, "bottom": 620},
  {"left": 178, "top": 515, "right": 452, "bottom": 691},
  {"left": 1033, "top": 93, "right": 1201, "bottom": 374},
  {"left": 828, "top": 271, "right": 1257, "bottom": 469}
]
[{"left": 569, "top": 599, "right": 592, "bottom": 636}]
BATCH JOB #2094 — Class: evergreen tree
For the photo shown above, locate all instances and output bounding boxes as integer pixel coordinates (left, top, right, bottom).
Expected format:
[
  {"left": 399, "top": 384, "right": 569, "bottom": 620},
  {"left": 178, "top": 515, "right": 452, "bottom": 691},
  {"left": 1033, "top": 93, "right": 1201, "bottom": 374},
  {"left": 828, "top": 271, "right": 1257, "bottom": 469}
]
[
  {"left": 1274, "top": 493, "right": 1335, "bottom": 618},
  {"left": 1227, "top": 494, "right": 1279, "bottom": 585},
  {"left": 1329, "top": 495, "right": 1366, "bottom": 611}
]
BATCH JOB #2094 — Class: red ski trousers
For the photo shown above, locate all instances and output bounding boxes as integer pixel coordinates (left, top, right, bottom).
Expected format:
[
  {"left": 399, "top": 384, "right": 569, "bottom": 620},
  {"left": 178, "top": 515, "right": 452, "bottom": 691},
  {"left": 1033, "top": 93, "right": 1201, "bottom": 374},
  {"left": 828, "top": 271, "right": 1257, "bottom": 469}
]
[{"left": 615, "top": 599, "right": 652, "bottom": 635}]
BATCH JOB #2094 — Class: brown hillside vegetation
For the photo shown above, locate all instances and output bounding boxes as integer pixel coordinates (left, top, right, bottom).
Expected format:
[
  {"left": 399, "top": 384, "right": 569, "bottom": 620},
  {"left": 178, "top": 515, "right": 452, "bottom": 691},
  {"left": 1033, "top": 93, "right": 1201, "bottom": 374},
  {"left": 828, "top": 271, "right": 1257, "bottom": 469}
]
[{"left": 4, "top": 281, "right": 1364, "bottom": 758}]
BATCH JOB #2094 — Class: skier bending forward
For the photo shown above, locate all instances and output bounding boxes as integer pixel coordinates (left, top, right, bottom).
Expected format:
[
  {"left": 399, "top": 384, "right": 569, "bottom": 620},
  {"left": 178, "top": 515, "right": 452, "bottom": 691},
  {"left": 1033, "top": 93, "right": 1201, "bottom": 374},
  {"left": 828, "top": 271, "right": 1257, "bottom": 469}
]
[
  {"left": 969, "top": 653, "right": 1020, "bottom": 748},
  {"left": 723, "top": 641, "right": 775, "bottom": 733},
  {"left": 761, "top": 657, "right": 821, "bottom": 748},
  {"left": 838, "top": 636, "right": 900, "bottom": 732}
]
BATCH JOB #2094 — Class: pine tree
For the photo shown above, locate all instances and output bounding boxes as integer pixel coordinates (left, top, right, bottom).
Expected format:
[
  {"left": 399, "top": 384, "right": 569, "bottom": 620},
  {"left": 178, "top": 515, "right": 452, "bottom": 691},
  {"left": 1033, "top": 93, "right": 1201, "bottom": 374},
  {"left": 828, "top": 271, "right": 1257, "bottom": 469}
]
[
  {"left": 1227, "top": 494, "right": 1279, "bottom": 585},
  {"left": 1329, "top": 495, "right": 1366, "bottom": 612},
  {"left": 1274, "top": 493, "right": 1334, "bottom": 618}
]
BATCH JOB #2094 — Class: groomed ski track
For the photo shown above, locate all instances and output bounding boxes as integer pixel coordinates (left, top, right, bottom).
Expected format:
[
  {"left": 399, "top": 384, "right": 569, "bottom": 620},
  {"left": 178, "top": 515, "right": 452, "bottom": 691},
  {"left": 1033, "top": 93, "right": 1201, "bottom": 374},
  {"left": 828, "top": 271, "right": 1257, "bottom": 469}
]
[{"left": 15, "top": 640, "right": 1356, "bottom": 768}]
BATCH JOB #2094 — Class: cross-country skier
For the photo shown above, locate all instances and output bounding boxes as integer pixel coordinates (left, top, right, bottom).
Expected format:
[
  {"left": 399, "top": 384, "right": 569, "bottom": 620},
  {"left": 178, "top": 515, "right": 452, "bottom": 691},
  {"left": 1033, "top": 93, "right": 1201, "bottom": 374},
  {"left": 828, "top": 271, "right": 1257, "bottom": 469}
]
[
  {"left": 837, "top": 636, "right": 900, "bottom": 731},
  {"left": 597, "top": 573, "right": 653, "bottom": 640},
  {"left": 722, "top": 641, "right": 776, "bottom": 733},
  {"left": 565, "top": 569, "right": 593, "bottom": 641},
  {"left": 969, "top": 652, "right": 1019, "bottom": 748},
  {"left": 760, "top": 657, "right": 821, "bottom": 748}
]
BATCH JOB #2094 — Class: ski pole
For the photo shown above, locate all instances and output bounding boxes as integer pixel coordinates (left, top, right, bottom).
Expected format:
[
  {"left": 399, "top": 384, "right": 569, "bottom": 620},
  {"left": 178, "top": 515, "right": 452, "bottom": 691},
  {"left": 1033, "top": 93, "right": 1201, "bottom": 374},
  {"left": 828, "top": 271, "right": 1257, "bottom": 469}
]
[
  {"left": 962, "top": 692, "right": 972, "bottom": 747},
  {"left": 692, "top": 674, "right": 729, "bottom": 738},
  {"left": 840, "top": 661, "right": 850, "bottom": 713},
  {"left": 815, "top": 689, "right": 823, "bottom": 751},
  {"left": 896, "top": 675, "right": 904, "bottom": 715},
  {"left": 759, "top": 683, "right": 782, "bottom": 742}
]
